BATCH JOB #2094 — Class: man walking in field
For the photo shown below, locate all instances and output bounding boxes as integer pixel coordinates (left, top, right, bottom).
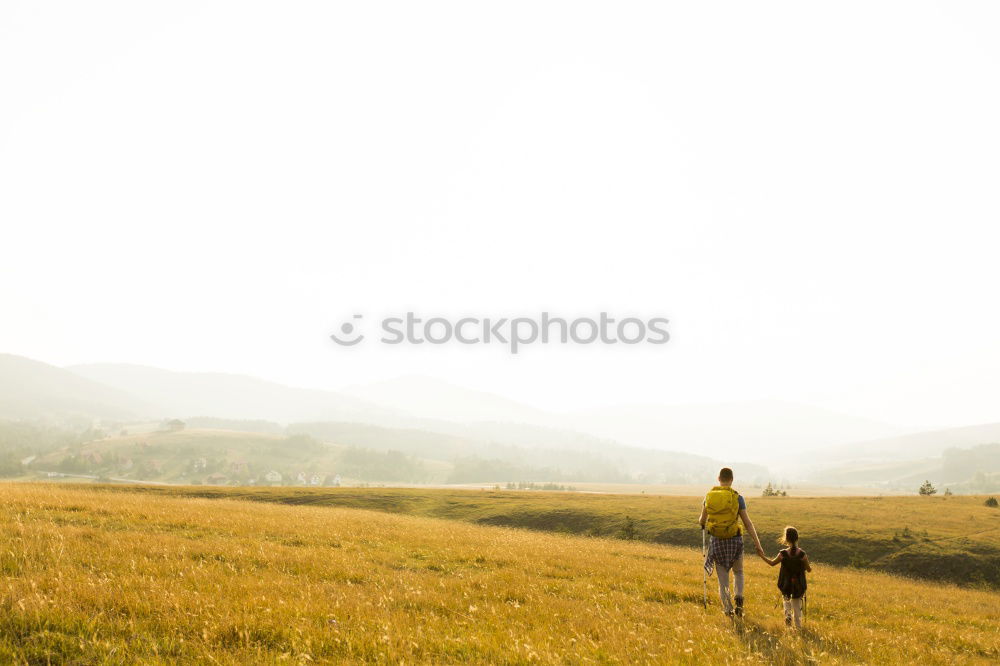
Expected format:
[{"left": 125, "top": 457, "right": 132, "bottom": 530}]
[{"left": 699, "top": 467, "right": 765, "bottom": 617}]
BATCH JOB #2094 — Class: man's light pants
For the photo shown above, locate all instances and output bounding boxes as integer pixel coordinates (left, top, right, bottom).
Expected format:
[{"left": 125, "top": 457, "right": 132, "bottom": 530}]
[{"left": 716, "top": 554, "right": 744, "bottom": 613}]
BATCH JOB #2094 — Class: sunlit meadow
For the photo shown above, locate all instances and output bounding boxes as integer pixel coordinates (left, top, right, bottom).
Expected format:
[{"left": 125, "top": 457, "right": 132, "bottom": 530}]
[{"left": 1, "top": 483, "right": 997, "bottom": 664}]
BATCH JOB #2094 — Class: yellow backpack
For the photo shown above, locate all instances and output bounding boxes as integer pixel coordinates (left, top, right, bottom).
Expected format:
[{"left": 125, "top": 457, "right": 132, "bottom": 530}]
[{"left": 705, "top": 486, "right": 741, "bottom": 538}]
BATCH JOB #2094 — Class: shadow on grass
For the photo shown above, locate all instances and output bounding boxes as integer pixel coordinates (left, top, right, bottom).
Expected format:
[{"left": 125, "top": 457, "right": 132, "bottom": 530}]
[
  {"left": 730, "top": 619, "right": 799, "bottom": 665},
  {"left": 729, "top": 618, "right": 860, "bottom": 665}
]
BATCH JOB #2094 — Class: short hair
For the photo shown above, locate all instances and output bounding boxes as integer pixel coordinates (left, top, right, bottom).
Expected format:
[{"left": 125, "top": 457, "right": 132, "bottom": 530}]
[{"left": 718, "top": 467, "right": 734, "bottom": 482}]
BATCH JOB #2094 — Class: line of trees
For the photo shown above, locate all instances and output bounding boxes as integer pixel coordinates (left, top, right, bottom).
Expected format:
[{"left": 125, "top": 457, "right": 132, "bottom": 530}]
[{"left": 0, "top": 420, "right": 92, "bottom": 478}]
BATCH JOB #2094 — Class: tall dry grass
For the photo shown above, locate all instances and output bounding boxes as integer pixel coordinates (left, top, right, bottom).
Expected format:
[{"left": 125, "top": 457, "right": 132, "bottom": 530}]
[{"left": 0, "top": 483, "right": 997, "bottom": 664}]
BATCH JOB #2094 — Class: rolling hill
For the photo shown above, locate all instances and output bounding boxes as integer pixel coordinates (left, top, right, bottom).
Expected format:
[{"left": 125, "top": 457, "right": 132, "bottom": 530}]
[
  {"left": 816, "top": 421, "right": 1000, "bottom": 464},
  {"left": 22, "top": 422, "right": 748, "bottom": 488},
  {"left": 13, "top": 353, "right": 1000, "bottom": 491},
  {"left": 805, "top": 425, "right": 1000, "bottom": 492},
  {"left": 344, "top": 374, "right": 553, "bottom": 424},
  {"left": 344, "top": 377, "right": 910, "bottom": 467},
  {"left": 69, "top": 363, "right": 397, "bottom": 424},
  {"left": 26, "top": 427, "right": 439, "bottom": 486},
  {"left": 115, "top": 485, "right": 1000, "bottom": 588},
  {"left": 563, "top": 400, "right": 910, "bottom": 465},
  {"left": 0, "top": 354, "right": 149, "bottom": 422},
  {"left": 0, "top": 355, "right": 762, "bottom": 485}
]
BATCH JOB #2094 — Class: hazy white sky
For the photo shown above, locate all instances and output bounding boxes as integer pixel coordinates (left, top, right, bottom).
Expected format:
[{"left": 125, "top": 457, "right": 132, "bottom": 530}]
[{"left": 3, "top": 1, "right": 1000, "bottom": 428}]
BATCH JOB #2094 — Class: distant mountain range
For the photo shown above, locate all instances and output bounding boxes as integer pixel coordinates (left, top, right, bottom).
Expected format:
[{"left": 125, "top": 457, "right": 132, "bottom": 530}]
[
  {"left": 802, "top": 423, "right": 1000, "bottom": 491},
  {"left": 813, "top": 422, "right": 1000, "bottom": 464},
  {"left": 4, "top": 355, "right": 902, "bottom": 467},
  {"left": 557, "top": 400, "right": 909, "bottom": 464},
  {"left": 0, "top": 354, "right": 149, "bottom": 422},
  {"left": 70, "top": 362, "right": 397, "bottom": 424},
  {"left": 0, "top": 354, "right": 741, "bottom": 484},
  {"left": 4, "top": 352, "right": 1000, "bottom": 489},
  {"left": 342, "top": 376, "right": 911, "bottom": 467},
  {"left": 344, "top": 375, "right": 552, "bottom": 425}
]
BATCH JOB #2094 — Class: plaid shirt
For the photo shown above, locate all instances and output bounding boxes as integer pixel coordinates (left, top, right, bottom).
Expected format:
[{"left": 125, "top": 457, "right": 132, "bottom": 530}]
[{"left": 704, "top": 534, "right": 744, "bottom": 576}]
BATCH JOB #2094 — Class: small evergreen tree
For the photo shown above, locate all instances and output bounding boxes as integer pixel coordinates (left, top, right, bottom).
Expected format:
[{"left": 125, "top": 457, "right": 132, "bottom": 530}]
[
  {"left": 761, "top": 482, "right": 788, "bottom": 497},
  {"left": 618, "top": 515, "right": 638, "bottom": 540},
  {"left": 918, "top": 480, "right": 937, "bottom": 496},
  {"left": 985, "top": 497, "right": 999, "bottom": 508}
]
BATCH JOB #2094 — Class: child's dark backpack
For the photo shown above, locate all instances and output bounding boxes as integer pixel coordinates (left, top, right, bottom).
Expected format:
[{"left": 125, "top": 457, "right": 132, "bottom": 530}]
[{"left": 777, "top": 547, "right": 807, "bottom": 599}]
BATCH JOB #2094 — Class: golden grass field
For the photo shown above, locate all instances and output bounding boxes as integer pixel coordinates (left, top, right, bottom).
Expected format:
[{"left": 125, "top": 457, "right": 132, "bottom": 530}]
[
  {"left": 111, "top": 485, "right": 1000, "bottom": 587},
  {"left": 1, "top": 483, "right": 998, "bottom": 664}
]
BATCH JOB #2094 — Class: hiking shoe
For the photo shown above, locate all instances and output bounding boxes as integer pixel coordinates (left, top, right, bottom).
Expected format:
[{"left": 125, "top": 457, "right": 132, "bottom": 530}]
[
  {"left": 734, "top": 596, "right": 744, "bottom": 617},
  {"left": 784, "top": 616, "right": 792, "bottom": 627}
]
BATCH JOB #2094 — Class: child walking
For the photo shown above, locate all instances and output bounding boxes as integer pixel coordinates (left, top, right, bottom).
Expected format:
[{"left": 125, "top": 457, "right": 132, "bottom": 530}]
[{"left": 759, "top": 526, "right": 812, "bottom": 629}]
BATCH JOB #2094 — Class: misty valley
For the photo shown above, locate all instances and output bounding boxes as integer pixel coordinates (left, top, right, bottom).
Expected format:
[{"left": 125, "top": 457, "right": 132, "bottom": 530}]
[{"left": 1, "top": 353, "right": 999, "bottom": 495}]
